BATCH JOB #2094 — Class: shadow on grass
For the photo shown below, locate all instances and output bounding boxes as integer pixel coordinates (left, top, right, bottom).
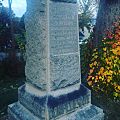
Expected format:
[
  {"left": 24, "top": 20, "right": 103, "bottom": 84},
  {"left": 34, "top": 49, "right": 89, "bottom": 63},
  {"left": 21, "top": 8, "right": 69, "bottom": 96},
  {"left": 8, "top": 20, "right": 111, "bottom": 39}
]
[
  {"left": 0, "top": 77, "right": 25, "bottom": 118},
  {"left": 91, "top": 91, "right": 120, "bottom": 120}
]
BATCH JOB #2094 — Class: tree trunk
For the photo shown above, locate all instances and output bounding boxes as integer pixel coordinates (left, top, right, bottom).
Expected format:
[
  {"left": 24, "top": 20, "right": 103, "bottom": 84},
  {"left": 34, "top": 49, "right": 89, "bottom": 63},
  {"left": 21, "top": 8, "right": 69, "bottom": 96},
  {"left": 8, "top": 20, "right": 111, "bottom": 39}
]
[{"left": 94, "top": 0, "right": 120, "bottom": 46}]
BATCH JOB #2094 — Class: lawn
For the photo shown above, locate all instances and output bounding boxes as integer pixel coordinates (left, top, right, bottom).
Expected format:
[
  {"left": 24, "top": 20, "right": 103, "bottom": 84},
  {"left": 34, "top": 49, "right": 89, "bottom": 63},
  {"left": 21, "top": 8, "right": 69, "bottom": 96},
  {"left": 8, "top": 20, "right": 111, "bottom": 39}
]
[{"left": 0, "top": 77, "right": 25, "bottom": 119}]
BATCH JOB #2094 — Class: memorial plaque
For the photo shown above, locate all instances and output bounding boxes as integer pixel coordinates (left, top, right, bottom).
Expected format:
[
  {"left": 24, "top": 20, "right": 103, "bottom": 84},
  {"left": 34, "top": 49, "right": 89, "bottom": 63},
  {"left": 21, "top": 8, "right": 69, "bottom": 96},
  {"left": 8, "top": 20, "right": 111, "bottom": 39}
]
[
  {"left": 49, "top": 1, "right": 80, "bottom": 90},
  {"left": 49, "top": 2, "right": 79, "bottom": 55}
]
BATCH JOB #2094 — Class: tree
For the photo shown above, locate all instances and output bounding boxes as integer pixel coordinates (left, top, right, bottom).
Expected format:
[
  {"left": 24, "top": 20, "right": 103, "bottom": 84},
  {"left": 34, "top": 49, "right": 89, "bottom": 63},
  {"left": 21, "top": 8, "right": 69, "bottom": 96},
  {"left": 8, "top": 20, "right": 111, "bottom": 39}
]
[
  {"left": 79, "top": 0, "right": 99, "bottom": 15},
  {"left": 94, "top": 0, "right": 120, "bottom": 46},
  {"left": 0, "top": 6, "right": 12, "bottom": 51},
  {"left": 0, "top": 0, "right": 15, "bottom": 50},
  {"left": 78, "top": 0, "right": 99, "bottom": 81},
  {"left": 78, "top": 0, "right": 99, "bottom": 33}
]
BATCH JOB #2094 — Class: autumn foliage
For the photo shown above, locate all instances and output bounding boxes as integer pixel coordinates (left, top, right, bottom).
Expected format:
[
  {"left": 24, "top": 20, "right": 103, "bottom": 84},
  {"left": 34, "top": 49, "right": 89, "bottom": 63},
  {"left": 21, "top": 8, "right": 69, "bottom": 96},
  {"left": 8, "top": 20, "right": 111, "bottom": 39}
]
[{"left": 87, "top": 20, "right": 120, "bottom": 99}]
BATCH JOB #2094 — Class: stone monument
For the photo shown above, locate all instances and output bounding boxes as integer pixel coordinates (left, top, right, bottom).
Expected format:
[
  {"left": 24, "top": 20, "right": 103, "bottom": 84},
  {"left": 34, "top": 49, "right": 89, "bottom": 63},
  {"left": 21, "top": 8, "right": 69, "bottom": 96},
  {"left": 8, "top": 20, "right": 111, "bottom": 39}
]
[{"left": 8, "top": 0, "right": 104, "bottom": 120}]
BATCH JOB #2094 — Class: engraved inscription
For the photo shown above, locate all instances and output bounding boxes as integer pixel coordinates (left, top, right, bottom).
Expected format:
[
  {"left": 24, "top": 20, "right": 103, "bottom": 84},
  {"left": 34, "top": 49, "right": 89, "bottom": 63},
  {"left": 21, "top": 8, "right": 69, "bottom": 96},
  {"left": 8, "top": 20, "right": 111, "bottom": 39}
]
[
  {"left": 48, "top": 95, "right": 90, "bottom": 119},
  {"left": 49, "top": 2, "right": 79, "bottom": 55}
]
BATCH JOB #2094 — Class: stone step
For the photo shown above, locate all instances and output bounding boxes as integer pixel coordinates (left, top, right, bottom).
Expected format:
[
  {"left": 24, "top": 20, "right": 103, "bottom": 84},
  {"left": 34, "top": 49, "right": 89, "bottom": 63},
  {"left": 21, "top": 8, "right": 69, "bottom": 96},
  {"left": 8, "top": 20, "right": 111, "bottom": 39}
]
[
  {"left": 58, "top": 104, "right": 104, "bottom": 120},
  {"left": 8, "top": 102, "right": 104, "bottom": 120},
  {"left": 18, "top": 84, "right": 91, "bottom": 119},
  {"left": 8, "top": 102, "right": 40, "bottom": 120}
]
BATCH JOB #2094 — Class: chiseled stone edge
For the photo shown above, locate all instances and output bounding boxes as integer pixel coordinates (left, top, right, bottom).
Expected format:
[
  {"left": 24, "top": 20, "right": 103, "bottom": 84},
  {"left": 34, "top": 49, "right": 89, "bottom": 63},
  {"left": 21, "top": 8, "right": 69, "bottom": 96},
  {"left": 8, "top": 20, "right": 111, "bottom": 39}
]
[
  {"left": 8, "top": 103, "right": 104, "bottom": 120},
  {"left": 8, "top": 102, "right": 40, "bottom": 120},
  {"left": 18, "top": 84, "right": 91, "bottom": 119},
  {"left": 50, "top": 0, "right": 77, "bottom": 3},
  {"left": 74, "top": 105, "right": 104, "bottom": 120},
  {"left": 48, "top": 94, "right": 91, "bottom": 119},
  {"left": 26, "top": 78, "right": 47, "bottom": 91},
  {"left": 18, "top": 85, "right": 46, "bottom": 119},
  {"left": 47, "top": 84, "right": 90, "bottom": 107},
  {"left": 58, "top": 104, "right": 104, "bottom": 120}
]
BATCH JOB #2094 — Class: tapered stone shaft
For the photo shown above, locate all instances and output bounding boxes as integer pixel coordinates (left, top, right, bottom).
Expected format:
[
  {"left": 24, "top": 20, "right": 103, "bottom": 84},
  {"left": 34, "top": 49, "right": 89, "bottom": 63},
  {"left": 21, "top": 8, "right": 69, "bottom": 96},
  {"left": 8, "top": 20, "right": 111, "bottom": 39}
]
[{"left": 8, "top": 1, "right": 104, "bottom": 120}]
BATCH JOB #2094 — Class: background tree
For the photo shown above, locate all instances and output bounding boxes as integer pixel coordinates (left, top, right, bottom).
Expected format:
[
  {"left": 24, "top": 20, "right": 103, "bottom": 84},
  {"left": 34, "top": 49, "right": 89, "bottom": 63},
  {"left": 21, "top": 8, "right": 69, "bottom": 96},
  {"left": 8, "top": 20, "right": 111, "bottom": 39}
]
[
  {"left": 95, "top": 0, "right": 120, "bottom": 46},
  {"left": 78, "top": 0, "right": 99, "bottom": 32},
  {"left": 0, "top": 6, "right": 11, "bottom": 51},
  {"left": 0, "top": 1, "right": 26, "bottom": 77},
  {"left": 78, "top": 0, "right": 99, "bottom": 82}
]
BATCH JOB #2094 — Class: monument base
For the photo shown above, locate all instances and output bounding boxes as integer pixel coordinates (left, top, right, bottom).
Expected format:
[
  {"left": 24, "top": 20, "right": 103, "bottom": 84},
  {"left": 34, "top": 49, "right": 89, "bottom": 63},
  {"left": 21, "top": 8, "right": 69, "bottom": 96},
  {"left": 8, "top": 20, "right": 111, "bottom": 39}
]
[
  {"left": 8, "top": 84, "right": 104, "bottom": 120},
  {"left": 8, "top": 103, "right": 104, "bottom": 120}
]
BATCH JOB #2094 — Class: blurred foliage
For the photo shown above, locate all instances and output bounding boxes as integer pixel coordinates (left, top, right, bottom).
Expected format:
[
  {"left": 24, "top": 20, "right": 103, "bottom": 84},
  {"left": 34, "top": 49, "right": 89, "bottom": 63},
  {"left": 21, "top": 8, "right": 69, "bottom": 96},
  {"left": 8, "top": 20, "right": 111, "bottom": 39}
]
[
  {"left": 0, "top": 5, "right": 26, "bottom": 79},
  {"left": 0, "top": 4, "right": 26, "bottom": 51},
  {"left": 87, "top": 20, "right": 120, "bottom": 100},
  {"left": 80, "top": 32, "right": 94, "bottom": 82},
  {"left": 78, "top": 12, "right": 93, "bottom": 32},
  {"left": 0, "top": 58, "right": 25, "bottom": 79},
  {"left": 78, "top": 0, "right": 98, "bottom": 32}
]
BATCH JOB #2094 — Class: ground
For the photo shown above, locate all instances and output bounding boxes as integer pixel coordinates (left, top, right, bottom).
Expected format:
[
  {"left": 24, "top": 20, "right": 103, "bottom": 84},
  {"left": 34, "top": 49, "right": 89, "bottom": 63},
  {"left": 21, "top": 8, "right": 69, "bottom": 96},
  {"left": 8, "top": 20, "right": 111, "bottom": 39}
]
[{"left": 0, "top": 77, "right": 120, "bottom": 120}]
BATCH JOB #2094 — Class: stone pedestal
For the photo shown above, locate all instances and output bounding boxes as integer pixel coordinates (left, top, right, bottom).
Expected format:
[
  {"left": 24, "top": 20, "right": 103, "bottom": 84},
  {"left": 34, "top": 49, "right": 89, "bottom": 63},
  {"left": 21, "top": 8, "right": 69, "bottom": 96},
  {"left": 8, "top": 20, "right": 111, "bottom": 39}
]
[{"left": 8, "top": 0, "right": 104, "bottom": 120}]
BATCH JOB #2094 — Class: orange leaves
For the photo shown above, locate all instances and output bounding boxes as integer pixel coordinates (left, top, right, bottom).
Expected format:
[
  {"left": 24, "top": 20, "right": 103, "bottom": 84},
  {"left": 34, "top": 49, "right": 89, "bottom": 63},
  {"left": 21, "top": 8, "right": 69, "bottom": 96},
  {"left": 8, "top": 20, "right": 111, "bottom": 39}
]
[
  {"left": 87, "top": 19, "right": 120, "bottom": 99},
  {"left": 87, "top": 75, "right": 92, "bottom": 81},
  {"left": 112, "top": 43, "right": 117, "bottom": 48},
  {"left": 93, "top": 61, "right": 97, "bottom": 66},
  {"left": 90, "top": 69, "right": 94, "bottom": 74},
  {"left": 111, "top": 46, "right": 120, "bottom": 55},
  {"left": 99, "top": 67, "right": 104, "bottom": 74}
]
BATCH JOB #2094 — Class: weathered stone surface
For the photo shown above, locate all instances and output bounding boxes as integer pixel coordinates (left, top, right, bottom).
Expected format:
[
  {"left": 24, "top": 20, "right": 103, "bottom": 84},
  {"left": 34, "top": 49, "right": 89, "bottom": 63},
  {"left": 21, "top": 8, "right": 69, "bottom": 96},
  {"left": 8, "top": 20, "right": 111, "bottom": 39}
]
[
  {"left": 49, "top": 1, "right": 80, "bottom": 90},
  {"left": 25, "top": 0, "right": 80, "bottom": 90},
  {"left": 8, "top": 0, "right": 104, "bottom": 120},
  {"left": 50, "top": 54, "right": 80, "bottom": 90},
  {"left": 17, "top": 84, "right": 91, "bottom": 120},
  {"left": 49, "top": 2, "right": 78, "bottom": 55},
  {"left": 8, "top": 102, "right": 40, "bottom": 120},
  {"left": 58, "top": 105, "right": 104, "bottom": 120},
  {"left": 25, "top": 54, "right": 47, "bottom": 90},
  {"left": 25, "top": 0, "right": 48, "bottom": 90},
  {"left": 26, "top": 0, "right": 47, "bottom": 12},
  {"left": 8, "top": 103, "right": 104, "bottom": 120}
]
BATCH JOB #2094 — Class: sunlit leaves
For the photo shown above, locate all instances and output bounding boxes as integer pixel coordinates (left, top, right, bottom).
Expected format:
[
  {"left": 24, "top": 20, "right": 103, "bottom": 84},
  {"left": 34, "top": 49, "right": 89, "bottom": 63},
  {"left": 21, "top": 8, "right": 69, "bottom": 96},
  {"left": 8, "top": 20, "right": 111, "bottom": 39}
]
[{"left": 87, "top": 19, "right": 120, "bottom": 99}]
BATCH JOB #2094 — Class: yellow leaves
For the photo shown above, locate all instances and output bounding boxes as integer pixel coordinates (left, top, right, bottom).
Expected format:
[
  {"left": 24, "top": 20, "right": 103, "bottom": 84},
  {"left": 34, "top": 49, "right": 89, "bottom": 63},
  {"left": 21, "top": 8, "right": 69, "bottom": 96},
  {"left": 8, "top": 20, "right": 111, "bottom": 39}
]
[
  {"left": 88, "top": 81, "right": 92, "bottom": 86},
  {"left": 99, "top": 76, "right": 102, "bottom": 79},
  {"left": 112, "top": 47, "right": 120, "bottom": 55},
  {"left": 89, "top": 63, "right": 93, "bottom": 68},
  {"left": 93, "top": 48, "right": 97, "bottom": 52},
  {"left": 87, "top": 76, "right": 92, "bottom": 81},
  {"left": 111, "top": 41, "right": 120, "bottom": 55},
  {"left": 107, "top": 76, "right": 112, "bottom": 82},
  {"left": 90, "top": 69, "right": 94, "bottom": 74},
  {"left": 94, "top": 55, "right": 98, "bottom": 59},
  {"left": 105, "top": 58, "right": 109, "bottom": 64},
  {"left": 111, "top": 56, "right": 115, "bottom": 59},
  {"left": 114, "top": 92, "right": 119, "bottom": 98},
  {"left": 95, "top": 75, "right": 99, "bottom": 80},
  {"left": 93, "top": 61, "right": 97, "bottom": 66},
  {"left": 89, "top": 61, "right": 98, "bottom": 69},
  {"left": 87, "top": 21, "right": 120, "bottom": 99},
  {"left": 118, "top": 86, "right": 120, "bottom": 91},
  {"left": 103, "top": 47, "right": 107, "bottom": 51},
  {"left": 99, "top": 67, "right": 104, "bottom": 74}
]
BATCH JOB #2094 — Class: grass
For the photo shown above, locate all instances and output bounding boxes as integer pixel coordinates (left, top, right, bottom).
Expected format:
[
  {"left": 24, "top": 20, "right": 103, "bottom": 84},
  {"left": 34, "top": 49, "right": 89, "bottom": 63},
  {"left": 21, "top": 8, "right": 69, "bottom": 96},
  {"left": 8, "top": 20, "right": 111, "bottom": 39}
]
[
  {"left": 0, "top": 77, "right": 25, "bottom": 118},
  {"left": 92, "top": 91, "right": 120, "bottom": 120}
]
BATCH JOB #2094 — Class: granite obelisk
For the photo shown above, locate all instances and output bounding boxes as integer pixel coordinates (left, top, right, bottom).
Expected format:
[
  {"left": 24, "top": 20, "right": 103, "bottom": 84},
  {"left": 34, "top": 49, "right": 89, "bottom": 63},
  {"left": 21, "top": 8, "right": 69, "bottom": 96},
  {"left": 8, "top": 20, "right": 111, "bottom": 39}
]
[{"left": 8, "top": 0, "right": 104, "bottom": 120}]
